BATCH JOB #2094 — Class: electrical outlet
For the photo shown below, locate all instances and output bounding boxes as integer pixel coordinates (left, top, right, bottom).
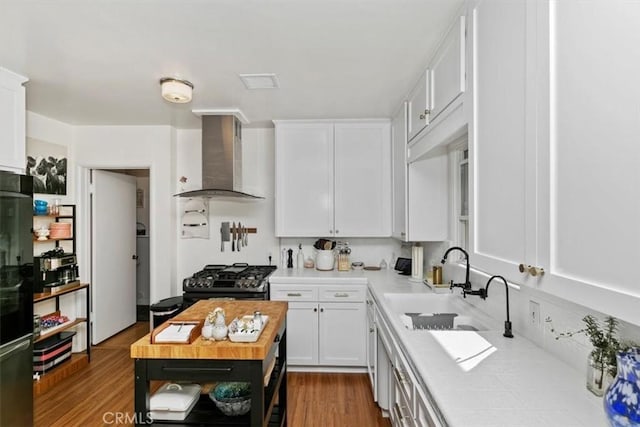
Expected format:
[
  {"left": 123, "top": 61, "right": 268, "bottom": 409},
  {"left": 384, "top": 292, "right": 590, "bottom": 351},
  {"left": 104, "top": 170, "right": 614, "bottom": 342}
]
[{"left": 529, "top": 300, "right": 541, "bottom": 329}]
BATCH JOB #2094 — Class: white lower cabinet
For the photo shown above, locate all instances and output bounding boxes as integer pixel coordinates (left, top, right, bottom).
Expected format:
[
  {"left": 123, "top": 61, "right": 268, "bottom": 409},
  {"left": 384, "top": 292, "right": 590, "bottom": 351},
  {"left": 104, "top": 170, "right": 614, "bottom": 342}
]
[
  {"left": 374, "top": 296, "right": 443, "bottom": 427},
  {"left": 366, "top": 291, "right": 377, "bottom": 400},
  {"left": 286, "top": 301, "right": 320, "bottom": 365},
  {"left": 270, "top": 284, "right": 366, "bottom": 368}
]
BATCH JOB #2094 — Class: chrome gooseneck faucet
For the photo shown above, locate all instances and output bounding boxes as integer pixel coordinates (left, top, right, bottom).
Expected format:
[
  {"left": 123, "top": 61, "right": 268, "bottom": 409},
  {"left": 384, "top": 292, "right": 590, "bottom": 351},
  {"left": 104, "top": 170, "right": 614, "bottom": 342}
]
[{"left": 485, "top": 275, "right": 514, "bottom": 338}]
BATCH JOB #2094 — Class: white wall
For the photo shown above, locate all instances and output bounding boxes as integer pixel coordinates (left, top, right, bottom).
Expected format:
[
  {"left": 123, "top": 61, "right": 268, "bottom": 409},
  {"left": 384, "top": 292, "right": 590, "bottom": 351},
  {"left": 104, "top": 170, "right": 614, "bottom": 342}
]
[
  {"left": 73, "top": 125, "right": 176, "bottom": 304},
  {"left": 175, "top": 127, "right": 280, "bottom": 295},
  {"left": 27, "top": 112, "right": 89, "bottom": 350},
  {"left": 280, "top": 238, "right": 403, "bottom": 271}
]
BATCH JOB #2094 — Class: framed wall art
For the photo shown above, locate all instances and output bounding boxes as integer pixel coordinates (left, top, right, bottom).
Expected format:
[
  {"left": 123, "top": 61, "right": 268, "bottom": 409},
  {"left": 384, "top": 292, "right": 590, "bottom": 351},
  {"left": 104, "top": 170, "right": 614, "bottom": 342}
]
[{"left": 25, "top": 138, "right": 68, "bottom": 195}]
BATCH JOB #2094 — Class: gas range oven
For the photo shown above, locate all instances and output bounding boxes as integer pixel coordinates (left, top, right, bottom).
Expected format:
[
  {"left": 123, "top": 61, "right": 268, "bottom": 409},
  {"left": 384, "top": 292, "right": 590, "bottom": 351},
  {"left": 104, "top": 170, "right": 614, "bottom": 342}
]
[{"left": 182, "top": 263, "right": 277, "bottom": 305}]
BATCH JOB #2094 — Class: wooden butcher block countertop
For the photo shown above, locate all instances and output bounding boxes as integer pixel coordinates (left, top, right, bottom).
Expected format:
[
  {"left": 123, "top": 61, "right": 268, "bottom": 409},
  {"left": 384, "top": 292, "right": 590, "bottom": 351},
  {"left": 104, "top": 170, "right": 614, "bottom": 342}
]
[{"left": 130, "top": 300, "right": 288, "bottom": 360}]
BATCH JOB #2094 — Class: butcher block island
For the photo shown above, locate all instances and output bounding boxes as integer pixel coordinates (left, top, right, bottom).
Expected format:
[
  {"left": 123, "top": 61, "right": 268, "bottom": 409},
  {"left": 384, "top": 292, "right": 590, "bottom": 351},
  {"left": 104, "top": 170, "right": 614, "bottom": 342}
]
[{"left": 130, "top": 300, "right": 288, "bottom": 427}]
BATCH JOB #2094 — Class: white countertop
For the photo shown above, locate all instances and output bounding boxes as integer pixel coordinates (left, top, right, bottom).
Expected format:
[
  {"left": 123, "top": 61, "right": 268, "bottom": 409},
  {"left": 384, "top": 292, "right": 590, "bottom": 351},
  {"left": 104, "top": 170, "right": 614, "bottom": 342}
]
[{"left": 270, "top": 267, "right": 607, "bottom": 426}]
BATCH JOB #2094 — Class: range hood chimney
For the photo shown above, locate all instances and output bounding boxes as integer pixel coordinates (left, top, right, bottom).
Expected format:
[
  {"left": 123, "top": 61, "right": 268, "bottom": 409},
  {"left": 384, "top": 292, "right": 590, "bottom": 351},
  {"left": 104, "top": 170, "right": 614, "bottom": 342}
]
[{"left": 174, "top": 115, "right": 263, "bottom": 199}]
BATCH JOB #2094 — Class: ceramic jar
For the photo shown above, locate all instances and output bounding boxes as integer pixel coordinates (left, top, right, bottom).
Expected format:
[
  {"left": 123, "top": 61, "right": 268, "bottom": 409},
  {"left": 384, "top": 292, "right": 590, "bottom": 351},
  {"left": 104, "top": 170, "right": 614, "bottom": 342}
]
[
  {"left": 211, "top": 307, "right": 228, "bottom": 341},
  {"left": 604, "top": 348, "right": 640, "bottom": 426}
]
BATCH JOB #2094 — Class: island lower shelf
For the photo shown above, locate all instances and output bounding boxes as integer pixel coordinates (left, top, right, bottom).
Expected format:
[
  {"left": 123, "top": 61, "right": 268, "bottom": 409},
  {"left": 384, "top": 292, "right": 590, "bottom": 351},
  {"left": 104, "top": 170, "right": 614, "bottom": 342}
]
[{"left": 144, "top": 358, "right": 286, "bottom": 426}]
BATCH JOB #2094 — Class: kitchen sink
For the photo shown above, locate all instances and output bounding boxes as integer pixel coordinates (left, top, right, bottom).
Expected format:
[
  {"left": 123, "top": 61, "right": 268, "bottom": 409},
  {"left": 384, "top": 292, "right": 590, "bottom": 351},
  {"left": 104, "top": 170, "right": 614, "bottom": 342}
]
[
  {"left": 383, "top": 293, "right": 489, "bottom": 331},
  {"left": 401, "top": 312, "right": 479, "bottom": 331}
]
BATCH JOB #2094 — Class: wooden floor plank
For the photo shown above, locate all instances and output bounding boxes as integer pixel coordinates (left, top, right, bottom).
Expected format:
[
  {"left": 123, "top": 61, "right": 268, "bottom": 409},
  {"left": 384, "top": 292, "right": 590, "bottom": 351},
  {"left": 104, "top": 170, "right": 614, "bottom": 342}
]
[{"left": 34, "top": 322, "right": 390, "bottom": 427}]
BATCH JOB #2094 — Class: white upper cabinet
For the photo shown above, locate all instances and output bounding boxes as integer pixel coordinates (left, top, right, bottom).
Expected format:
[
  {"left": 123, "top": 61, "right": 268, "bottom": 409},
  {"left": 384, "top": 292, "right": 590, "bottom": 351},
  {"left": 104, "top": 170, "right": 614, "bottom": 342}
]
[
  {"left": 407, "top": 70, "right": 431, "bottom": 143},
  {"left": 430, "top": 15, "right": 466, "bottom": 122},
  {"left": 392, "top": 103, "right": 448, "bottom": 243},
  {"left": 468, "top": 0, "right": 534, "bottom": 285},
  {"left": 275, "top": 122, "right": 334, "bottom": 237},
  {"left": 0, "top": 68, "right": 28, "bottom": 173},
  {"left": 275, "top": 120, "right": 391, "bottom": 238},
  {"left": 334, "top": 122, "right": 391, "bottom": 237},
  {"left": 407, "top": 15, "right": 466, "bottom": 145},
  {"left": 391, "top": 104, "right": 408, "bottom": 240},
  {"left": 468, "top": 0, "right": 640, "bottom": 325},
  {"left": 534, "top": 0, "right": 640, "bottom": 325}
]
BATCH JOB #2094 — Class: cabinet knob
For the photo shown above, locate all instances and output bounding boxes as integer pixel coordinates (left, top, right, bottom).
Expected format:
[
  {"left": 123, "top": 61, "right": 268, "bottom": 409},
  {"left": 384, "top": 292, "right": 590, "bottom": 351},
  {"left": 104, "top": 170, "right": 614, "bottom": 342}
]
[
  {"left": 518, "top": 263, "right": 545, "bottom": 277},
  {"left": 320, "top": 308, "right": 324, "bottom": 313},
  {"left": 369, "top": 328, "right": 374, "bottom": 333},
  {"left": 419, "top": 109, "right": 431, "bottom": 120},
  {"left": 313, "top": 307, "right": 317, "bottom": 312},
  {"left": 335, "top": 229, "right": 339, "bottom": 234},
  {"left": 132, "top": 254, "right": 138, "bottom": 260},
  {"left": 529, "top": 266, "right": 545, "bottom": 277}
]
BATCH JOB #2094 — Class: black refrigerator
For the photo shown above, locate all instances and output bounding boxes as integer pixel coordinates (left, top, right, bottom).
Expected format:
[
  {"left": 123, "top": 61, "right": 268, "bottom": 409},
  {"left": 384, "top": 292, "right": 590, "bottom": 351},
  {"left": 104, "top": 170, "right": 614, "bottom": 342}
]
[{"left": 0, "top": 171, "right": 34, "bottom": 426}]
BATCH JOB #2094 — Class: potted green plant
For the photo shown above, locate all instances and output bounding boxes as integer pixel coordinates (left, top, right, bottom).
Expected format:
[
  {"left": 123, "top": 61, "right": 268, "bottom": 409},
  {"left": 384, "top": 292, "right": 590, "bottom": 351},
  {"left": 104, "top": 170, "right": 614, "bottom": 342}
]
[{"left": 547, "top": 315, "right": 619, "bottom": 396}]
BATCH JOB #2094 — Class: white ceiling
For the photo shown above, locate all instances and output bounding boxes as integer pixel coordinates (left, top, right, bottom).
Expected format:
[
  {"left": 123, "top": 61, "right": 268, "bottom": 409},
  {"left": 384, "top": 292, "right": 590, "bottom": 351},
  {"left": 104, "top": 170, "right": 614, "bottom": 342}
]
[{"left": 0, "top": 0, "right": 463, "bottom": 129}]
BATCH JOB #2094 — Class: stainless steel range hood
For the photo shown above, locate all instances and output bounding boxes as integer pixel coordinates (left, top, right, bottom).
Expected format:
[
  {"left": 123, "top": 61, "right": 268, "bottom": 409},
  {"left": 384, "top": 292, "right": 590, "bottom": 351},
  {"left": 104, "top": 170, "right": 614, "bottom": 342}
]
[{"left": 174, "top": 115, "right": 263, "bottom": 199}]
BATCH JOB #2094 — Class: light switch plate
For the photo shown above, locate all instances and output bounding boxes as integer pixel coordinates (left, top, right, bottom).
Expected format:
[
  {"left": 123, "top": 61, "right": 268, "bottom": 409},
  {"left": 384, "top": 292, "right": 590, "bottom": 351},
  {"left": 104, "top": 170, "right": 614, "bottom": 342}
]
[{"left": 529, "top": 300, "right": 541, "bottom": 329}]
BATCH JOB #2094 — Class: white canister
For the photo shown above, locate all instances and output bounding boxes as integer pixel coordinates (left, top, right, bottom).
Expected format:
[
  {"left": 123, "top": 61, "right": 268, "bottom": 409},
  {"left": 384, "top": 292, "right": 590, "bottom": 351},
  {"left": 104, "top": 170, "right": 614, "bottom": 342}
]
[{"left": 315, "top": 249, "right": 335, "bottom": 271}]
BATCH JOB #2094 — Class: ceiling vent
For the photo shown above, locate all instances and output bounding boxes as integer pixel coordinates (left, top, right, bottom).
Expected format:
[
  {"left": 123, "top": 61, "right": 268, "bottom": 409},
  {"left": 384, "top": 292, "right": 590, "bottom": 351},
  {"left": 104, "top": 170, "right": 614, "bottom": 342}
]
[{"left": 238, "top": 73, "right": 280, "bottom": 90}]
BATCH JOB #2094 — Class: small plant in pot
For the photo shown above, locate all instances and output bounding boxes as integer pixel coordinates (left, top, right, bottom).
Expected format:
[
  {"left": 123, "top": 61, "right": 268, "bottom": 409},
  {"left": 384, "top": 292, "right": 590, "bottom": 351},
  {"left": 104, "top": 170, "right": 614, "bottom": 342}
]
[{"left": 547, "top": 315, "right": 620, "bottom": 396}]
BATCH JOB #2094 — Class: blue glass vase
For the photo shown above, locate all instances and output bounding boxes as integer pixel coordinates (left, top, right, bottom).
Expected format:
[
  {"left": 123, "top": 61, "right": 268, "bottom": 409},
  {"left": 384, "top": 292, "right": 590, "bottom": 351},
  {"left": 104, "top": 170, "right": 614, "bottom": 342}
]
[{"left": 604, "top": 348, "right": 640, "bottom": 427}]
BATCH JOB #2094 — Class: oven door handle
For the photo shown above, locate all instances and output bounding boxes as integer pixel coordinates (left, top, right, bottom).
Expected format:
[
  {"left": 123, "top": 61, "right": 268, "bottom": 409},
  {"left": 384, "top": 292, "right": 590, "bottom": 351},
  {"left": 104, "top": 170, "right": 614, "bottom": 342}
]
[{"left": 0, "top": 338, "right": 31, "bottom": 363}]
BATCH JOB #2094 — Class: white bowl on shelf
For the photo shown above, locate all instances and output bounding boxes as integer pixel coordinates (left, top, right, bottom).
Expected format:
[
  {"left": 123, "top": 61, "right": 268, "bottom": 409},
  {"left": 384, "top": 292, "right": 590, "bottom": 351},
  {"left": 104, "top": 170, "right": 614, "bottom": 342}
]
[{"left": 35, "top": 228, "right": 50, "bottom": 240}]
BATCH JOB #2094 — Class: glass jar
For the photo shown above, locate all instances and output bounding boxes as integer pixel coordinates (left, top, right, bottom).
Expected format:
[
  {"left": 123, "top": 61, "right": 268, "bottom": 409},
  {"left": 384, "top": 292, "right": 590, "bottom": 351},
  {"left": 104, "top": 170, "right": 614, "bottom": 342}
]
[
  {"left": 586, "top": 352, "right": 614, "bottom": 397},
  {"left": 337, "top": 242, "right": 350, "bottom": 271}
]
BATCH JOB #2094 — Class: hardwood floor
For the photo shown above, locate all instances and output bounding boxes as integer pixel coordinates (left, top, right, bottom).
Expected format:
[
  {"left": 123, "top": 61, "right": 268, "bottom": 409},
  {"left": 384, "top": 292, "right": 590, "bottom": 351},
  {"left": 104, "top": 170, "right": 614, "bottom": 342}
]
[{"left": 34, "top": 322, "right": 390, "bottom": 427}]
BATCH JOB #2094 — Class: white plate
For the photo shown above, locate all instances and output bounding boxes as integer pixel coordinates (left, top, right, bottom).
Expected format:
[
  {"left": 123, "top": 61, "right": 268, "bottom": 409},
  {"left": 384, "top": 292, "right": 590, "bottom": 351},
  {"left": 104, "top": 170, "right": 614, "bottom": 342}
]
[{"left": 227, "top": 315, "right": 269, "bottom": 343}]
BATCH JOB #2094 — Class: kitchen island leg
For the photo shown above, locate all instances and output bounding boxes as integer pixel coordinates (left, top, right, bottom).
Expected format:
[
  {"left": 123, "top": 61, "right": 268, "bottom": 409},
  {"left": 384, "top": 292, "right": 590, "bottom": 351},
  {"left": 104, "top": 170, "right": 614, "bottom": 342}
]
[{"left": 134, "top": 359, "right": 151, "bottom": 426}]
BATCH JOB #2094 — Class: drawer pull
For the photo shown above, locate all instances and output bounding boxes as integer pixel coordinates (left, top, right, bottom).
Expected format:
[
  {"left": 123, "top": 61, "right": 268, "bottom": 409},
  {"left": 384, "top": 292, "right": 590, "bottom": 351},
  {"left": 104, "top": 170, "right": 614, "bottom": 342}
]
[
  {"left": 393, "top": 403, "right": 405, "bottom": 421},
  {"left": 287, "top": 292, "right": 302, "bottom": 297},
  {"left": 334, "top": 292, "right": 349, "bottom": 298},
  {"left": 393, "top": 366, "right": 410, "bottom": 386},
  {"left": 162, "top": 367, "right": 232, "bottom": 373}
]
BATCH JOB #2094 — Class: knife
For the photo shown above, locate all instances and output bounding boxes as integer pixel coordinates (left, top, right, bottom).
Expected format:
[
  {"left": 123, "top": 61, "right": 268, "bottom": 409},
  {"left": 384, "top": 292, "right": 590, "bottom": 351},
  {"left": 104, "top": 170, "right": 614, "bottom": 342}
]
[
  {"left": 220, "top": 222, "right": 230, "bottom": 252},
  {"left": 244, "top": 225, "right": 248, "bottom": 246},
  {"left": 237, "top": 222, "right": 242, "bottom": 252},
  {"left": 232, "top": 222, "right": 236, "bottom": 252}
]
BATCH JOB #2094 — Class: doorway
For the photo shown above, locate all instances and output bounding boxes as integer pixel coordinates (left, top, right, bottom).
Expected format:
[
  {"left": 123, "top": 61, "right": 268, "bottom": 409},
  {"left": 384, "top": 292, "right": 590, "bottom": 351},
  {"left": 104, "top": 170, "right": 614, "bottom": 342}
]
[
  {"left": 82, "top": 168, "right": 151, "bottom": 344},
  {"left": 105, "top": 169, "right": 151, "bottom": 322}
]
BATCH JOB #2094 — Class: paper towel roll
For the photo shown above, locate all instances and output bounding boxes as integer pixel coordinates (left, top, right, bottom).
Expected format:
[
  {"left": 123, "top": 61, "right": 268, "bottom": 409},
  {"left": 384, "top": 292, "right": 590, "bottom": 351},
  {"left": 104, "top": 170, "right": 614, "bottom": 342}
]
[{"left": 411, "top": 245, "right": 423, "bottom": 280}]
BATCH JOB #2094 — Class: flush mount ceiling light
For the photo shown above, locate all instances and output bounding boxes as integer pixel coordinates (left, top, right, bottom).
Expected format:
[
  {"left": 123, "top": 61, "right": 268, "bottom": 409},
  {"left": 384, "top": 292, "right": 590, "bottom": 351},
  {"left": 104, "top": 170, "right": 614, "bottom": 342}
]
[
  {"left": 160, "top": 77, "right": 194, "bottom": 103},
  {"left": 238, "top": 73, "right": 280, "bottom": 89}
]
